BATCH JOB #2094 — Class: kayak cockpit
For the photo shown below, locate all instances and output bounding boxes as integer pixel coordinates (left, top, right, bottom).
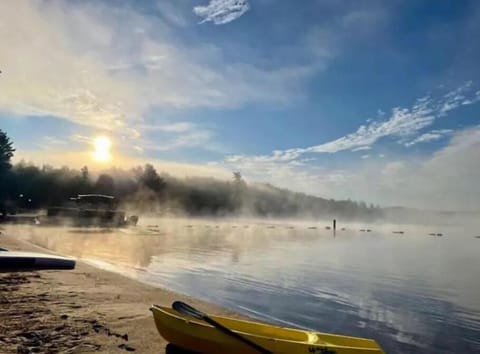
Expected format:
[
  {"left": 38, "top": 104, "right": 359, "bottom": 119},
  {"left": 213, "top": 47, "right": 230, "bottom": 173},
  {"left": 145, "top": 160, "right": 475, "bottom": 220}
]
[{"left": 156, "top": 306, "right": 321, "bottom": 344}]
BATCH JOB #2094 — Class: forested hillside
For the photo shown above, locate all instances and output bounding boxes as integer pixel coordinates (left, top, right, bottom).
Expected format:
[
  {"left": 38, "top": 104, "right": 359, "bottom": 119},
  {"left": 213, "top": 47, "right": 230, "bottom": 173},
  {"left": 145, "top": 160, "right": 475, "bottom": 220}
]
[{"left": 1, "top": 162, "right": 381, "bottom": 220}]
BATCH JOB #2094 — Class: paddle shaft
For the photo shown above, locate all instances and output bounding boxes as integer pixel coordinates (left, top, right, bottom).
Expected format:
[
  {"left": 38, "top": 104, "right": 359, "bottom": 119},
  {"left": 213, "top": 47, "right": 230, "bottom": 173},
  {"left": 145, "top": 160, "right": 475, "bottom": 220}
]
[
  {"left": 172, "top": 301, "right": 272, "bottom": 354},
  {"left": 201, "top": 315, "right": 272, "bottom": 354}
]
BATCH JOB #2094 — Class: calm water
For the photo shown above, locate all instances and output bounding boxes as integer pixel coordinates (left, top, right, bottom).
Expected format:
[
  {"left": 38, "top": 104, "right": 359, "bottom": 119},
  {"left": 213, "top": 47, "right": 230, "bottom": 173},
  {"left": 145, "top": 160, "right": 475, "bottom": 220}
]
[{"left": 9, "top": 218, "right": 480, "bottom": 353}]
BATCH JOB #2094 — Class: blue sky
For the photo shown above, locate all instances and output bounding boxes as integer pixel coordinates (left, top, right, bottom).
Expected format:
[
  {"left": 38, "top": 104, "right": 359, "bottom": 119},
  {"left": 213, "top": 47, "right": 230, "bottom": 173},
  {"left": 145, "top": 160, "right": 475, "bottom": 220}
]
[{"left": 1, "top": 0, "right": 480, "bottom": 210}]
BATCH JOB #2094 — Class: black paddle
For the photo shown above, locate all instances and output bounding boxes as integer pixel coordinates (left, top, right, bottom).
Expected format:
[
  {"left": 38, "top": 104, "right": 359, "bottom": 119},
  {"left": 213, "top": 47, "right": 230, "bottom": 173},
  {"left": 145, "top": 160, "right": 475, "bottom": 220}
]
[{"left": 172, "top": 301, "right": 272, "bottom": 354}]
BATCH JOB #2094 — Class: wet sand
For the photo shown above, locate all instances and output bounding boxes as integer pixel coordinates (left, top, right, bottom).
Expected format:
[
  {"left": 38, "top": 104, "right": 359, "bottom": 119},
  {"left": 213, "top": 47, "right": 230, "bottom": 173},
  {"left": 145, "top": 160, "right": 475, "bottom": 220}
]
[{"left": 0, "top": 231, "right": 240, "bottom": 353}]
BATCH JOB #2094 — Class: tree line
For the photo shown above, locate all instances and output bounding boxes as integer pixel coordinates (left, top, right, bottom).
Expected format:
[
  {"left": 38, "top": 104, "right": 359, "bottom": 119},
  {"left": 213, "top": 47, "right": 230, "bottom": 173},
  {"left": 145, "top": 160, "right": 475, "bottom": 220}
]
[{"left": 0, "top": 129, "right": 382, "bottom": 220}]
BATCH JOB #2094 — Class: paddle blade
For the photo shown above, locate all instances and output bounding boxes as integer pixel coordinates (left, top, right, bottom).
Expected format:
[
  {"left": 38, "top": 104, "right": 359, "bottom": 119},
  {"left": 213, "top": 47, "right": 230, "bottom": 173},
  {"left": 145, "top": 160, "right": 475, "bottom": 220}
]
[{"left": 172, "top": 301, "right": 205, "bottom": 320}]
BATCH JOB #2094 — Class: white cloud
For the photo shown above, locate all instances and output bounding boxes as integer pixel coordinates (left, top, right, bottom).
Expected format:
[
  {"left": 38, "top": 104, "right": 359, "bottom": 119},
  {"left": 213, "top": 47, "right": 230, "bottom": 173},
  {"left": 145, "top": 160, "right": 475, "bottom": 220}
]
[
  {"left": 223, "top": 127, "right": 480, "bottom": 210},
  {"left": 381, "top": 161, "right": 407, "bottom": 178},
  {"left": 438, "top": 81, "right": 480, "bottom": 115},
  {"left": 223, "top": 156, "right": 352, "bottom": 198},
  {"left": 221, "top": 84, "right": 480, "bottom": 209},
  {"left": 0, "top": 0, "right": 307, "bottom": 133},
  {"left": 141, "top": 130, "right": 212, "bottom": 152},
  {"left": 193, "top": 0, "right": 250, "bottom": 25},
  {"left": 226, "top": 83, "right": 479, "bottom": 165},
  {"left": 67, "top": 122, "right": 212, "bottom": 153},
  {"left": 141, "top": 122, "right": 195, "bottom": 133},
  {"left": 0, "top": 0, "right": 393, "bottom": 162},
  {"left": 307, "top": 97, "right": 436, "bottom": 153},
  {"left": 375, "top": 127, "right": 480, "bottom": 209},
  {"left": 404, "top": 129, "right": 453, "bottom": 147},
  {"left": 42, "top": 136, "right": 67, "bottom": 146},
  {"left": 351, "top": 146, "right": 372, "bottom": 152},
  {"left": 70, "top": 135, "right": 93, "bottom": 144}
]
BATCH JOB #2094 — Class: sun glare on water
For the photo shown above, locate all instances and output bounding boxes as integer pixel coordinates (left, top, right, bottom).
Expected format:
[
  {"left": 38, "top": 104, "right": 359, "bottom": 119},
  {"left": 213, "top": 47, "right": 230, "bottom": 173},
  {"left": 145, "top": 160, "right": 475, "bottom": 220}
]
[{"left": 92, "top": 136, "right": 112, "bottom": 162}]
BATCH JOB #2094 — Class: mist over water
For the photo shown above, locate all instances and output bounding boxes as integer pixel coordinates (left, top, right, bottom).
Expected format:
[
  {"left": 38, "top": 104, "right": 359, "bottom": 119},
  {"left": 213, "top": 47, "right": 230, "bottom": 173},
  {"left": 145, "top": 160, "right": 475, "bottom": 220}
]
[{"left": 8, "top": 218, "right": 480, "bottom": 354}]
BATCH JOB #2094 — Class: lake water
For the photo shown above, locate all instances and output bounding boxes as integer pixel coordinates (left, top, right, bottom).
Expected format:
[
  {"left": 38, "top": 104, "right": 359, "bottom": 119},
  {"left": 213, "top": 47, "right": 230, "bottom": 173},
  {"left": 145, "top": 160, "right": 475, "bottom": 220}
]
[{"left": 9, "top": 218, "right": 480, "bottom": 353}]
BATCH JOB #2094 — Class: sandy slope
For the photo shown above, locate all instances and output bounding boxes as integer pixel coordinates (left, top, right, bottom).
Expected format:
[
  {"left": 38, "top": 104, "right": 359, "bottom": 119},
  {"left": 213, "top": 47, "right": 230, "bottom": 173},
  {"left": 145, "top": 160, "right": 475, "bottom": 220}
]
[{"left": 0, "top": 230, "right": 239, "bottom": 353}]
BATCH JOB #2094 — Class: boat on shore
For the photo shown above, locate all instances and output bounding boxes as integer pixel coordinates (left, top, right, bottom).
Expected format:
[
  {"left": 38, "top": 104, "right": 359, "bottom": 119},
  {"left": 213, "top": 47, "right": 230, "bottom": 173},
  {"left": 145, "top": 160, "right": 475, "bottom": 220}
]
[
  {"left": 0, "top": 249, "right": 75, "bottom": 272},
  {"left": 39, "top": 194, "right": 138, "bottom": 228},
  {"left": 150, "top": 304, "right": 385, "bottom": 354}
]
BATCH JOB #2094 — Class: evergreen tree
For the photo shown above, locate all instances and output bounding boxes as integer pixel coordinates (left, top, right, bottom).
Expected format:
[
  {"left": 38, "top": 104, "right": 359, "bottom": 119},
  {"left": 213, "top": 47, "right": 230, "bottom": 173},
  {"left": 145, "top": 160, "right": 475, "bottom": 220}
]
[{"left": 0, "top": 129, "right": 15, "bottom": 173}]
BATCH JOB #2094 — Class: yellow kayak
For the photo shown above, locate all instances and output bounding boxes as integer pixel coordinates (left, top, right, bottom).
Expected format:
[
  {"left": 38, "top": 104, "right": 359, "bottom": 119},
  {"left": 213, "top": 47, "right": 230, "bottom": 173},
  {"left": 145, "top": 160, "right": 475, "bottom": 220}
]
[{"left": 150, "top": 305, "right": 385, "bottom": 354}]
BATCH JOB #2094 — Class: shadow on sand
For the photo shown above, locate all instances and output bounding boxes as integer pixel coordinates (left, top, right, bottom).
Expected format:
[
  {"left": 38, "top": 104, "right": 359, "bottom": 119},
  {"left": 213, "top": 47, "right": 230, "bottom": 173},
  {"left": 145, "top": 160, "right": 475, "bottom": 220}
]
[{"left": 166, "top": 344, "right": 201, "bottom": 354}]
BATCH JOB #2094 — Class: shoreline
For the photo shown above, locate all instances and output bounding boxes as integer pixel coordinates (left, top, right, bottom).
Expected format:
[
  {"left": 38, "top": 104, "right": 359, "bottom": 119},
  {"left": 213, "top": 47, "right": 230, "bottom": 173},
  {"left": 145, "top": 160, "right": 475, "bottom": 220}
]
[{"left": 0, "top": 230, "right": 241, "bottom": 353}]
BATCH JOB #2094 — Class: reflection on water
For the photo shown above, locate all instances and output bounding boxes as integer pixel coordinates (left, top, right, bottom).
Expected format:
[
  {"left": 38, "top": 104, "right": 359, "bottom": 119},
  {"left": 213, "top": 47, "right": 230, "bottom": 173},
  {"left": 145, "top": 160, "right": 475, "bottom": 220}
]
[{"left": 9, "top": 218, "right": 480, "bottom": 354}]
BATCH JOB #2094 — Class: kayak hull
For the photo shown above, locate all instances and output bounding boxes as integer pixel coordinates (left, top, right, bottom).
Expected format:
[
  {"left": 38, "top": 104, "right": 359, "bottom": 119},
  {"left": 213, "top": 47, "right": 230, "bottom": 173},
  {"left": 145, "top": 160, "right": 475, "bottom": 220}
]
[
  {"left": 150, "top": 305, "right": 385, "bottom": 354},
  {"left": 0, "top": 251, "right": 76, "bottom": 272}
]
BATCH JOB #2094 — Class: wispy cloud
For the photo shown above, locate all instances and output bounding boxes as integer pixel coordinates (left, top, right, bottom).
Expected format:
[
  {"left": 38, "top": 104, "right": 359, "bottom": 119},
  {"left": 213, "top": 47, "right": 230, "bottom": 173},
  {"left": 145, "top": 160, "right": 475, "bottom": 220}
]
[
  {"left": 42, "top": 136, "right": 67, "bottom": 146},
  {"left": 351, "top": 146, "right": 372, "bottom": 152},
  {"left": 376, "top": 126, "right": 480, "bottom": 209},
  {"left": 131, "top": 120, "right": 215, "bottom": 153},
  {"left": 404, "top": 129, "right": 453, "bottom": 147},
  {"left": 70, "top": 134, "right": 93, "bottom": 144},
  {"left": 224, "top": 126, "right": 480, "bottom": 210},
  {"left": 39, "top": 134, "right": 92, "bottom": 151},
  {"left": 140, "top": 122, "right": 195, "bottom": 133},
  {"left": 438, "top": 81, "right": 479, "bottom": 115},
  {"left": 307, "top": 97, "right": 436, "bottom": 153},
  {"left": 0, "top": 0, "right": 305, "bottom": 132},
  {"left": 141, "top": 130, "right": 212, "bottom": 152},
  {"left": 193, "top": 0, "right": 250, "bottom": 25},
  {"left": 223, "top": 155, "right": 352, "bottom": 197},
  {"left": 0, "top": 0, "right": 392, "bottom": 163},
  {"left": 221, "top": 84, "right": 480, "bottom": 208},
  {"left": 226, "top": 83, "right": 479, "bottom": 165},
  {"left": 68, "top": 121, "right": 212, "bottom": 154}
]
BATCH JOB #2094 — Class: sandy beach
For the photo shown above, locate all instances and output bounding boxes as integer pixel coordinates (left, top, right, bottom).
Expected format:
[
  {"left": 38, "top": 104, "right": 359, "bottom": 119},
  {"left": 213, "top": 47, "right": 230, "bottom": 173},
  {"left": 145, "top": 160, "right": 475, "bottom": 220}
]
[{"left": 0, "top": 229, "right": 239, "bottom": 353}]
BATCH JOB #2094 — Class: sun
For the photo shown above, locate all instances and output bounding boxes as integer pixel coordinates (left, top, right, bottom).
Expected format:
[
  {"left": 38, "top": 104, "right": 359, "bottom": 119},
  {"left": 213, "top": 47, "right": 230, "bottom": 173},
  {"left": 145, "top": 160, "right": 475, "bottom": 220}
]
[{"left": 92, "top": 136, "right": 112, "bottom": 162}]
